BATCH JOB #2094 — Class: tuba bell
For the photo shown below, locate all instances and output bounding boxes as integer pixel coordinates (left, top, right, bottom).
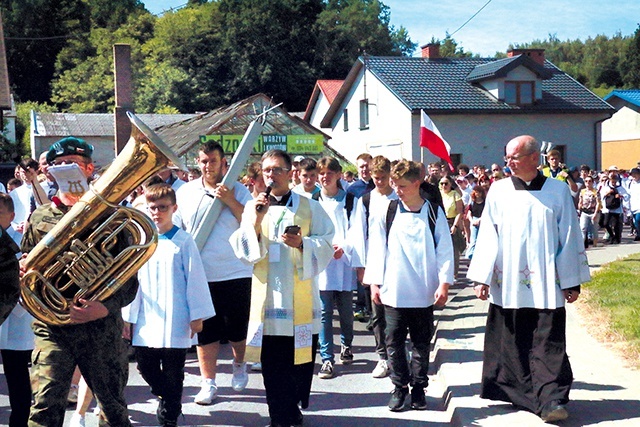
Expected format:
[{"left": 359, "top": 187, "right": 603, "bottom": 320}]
[{"left": 20, "top": 112, "right": 185, "bottom": 326}]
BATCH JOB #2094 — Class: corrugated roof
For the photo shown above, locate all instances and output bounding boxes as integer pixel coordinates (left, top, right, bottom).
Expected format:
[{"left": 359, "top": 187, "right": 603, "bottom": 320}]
[
  {"left": 321, "top": 55, "right": 613, "bottom": 126},
  {"left": 0, "top": 13, "right": 12, "bottom": 109},
  {"left": 604, "top": 89, "right": 640, "bottom": 108},
  {"left": 33, "top": 113, "right": 198, "bottom": 137}
]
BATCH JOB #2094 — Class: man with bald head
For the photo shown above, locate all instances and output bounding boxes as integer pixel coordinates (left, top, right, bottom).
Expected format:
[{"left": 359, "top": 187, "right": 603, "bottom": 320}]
[{"left": 467, "top": 135, "right": 590, "bottom": 422}]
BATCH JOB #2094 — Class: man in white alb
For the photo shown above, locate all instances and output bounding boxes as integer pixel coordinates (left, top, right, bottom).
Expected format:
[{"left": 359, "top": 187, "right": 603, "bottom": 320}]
[{"left": 467, "top": 135, "right": 590, "bottom": 423}]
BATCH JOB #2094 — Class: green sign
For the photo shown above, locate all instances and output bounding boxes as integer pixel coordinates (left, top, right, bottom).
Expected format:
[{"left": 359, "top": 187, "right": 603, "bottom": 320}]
[{"left": 199, "top": 134, "right": 323, "bottom": 154}]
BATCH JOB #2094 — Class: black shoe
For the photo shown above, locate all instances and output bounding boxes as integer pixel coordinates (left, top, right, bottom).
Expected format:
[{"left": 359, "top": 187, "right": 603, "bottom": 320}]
[
  {"left": 540, "top": 402, "right": 569, "bottom": 422},
  {"left": 388, "top": 386, "right": 408, "bottom": 411},
  {"left": 634, "top": 236, "right": 640, "bottom": 241},
  {"left": 410, "top": 387, "right": 427, "bottom": 410}
]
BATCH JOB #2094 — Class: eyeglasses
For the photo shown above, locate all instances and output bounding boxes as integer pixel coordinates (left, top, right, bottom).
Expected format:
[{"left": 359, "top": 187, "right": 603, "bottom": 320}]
[
  {"left": 148, "top": 204, "right": 172, "bottom": 212},
  {"left": 503, "top": 152, "right": 534, "bottom": 162},
  {"left": 262, "top": 167, "right": 290, "bottom": 175},
  {"left": 439, "top": 182, "right": 450, "bottom": 186}
]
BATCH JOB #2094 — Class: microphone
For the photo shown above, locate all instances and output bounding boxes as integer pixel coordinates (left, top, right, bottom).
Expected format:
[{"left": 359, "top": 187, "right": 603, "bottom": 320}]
[{"left": 256, "top": 181, "right": 273, "bottom": 212}]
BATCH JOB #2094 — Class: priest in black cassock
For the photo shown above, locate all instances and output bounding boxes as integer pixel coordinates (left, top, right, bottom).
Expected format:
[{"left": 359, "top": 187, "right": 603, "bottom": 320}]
[{"left": 467, "top": 135, "right": 590, "bottom": 423}]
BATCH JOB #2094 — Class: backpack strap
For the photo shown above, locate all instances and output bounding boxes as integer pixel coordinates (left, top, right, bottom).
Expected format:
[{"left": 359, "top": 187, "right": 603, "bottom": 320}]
[
  {"left": 311, "top": 191, "right": 321, "bottom": 201},
  {"left": 385, "top": 200, "right": 399, "bottom": 242},
  {"left": 385, "top": 199, "right": 438, "bottom": 248},
  {"left": 345, "top": 192, "right": 355, "bottom": 220}
]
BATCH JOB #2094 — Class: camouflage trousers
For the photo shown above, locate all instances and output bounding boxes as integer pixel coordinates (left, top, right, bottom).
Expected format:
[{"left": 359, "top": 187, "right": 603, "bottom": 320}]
[{"left": 28, "top": 316, "right": 131, "bottom": 427}]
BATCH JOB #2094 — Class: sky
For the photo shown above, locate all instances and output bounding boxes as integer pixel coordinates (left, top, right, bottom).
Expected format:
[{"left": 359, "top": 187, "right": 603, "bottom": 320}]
[{"left": 143, "top": 0, "right": 640, "bottom": 57}]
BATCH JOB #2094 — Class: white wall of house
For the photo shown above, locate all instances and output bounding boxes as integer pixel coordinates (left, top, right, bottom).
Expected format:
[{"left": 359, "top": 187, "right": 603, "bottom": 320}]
[
  {"left": 308, "top": 92, "right": 332, "bottom": 136},
  {"left": 602, "top": 104, "right": 640, "bottom": 142},
  {"left": 324, "top": 68, "right": 413, "bottom": 163}
]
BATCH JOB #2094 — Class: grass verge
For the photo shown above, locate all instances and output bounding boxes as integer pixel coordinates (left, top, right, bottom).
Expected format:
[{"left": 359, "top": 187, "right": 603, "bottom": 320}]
[{"left": 578, "top": 254, "right": 640, "bottom": 368}]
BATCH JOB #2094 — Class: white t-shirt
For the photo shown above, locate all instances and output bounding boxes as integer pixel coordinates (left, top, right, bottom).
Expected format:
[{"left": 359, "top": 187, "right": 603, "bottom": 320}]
[{"left": 174, "top": 179, "right": 253, "bottom": 282}]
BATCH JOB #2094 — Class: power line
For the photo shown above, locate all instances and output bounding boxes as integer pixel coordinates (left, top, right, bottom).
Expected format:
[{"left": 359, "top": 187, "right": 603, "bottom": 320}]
[
  {"left": 5, "top": 33, "right": 89, "bottom": 41},
  {"left": 449, "top": 0, "right": 493, "bottom": 37}
]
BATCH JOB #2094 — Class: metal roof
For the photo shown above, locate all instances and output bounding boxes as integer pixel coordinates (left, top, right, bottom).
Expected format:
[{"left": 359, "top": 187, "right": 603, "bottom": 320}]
[
  {"left": 32, "top": 112, "right": 198, "bottom": 137},
  {"left": 604, "top": 89, "right": 640, "bottom": 108}
]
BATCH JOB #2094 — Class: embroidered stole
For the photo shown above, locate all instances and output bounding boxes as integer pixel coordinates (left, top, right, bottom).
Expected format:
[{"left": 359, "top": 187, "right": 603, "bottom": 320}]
[{"left": 245, "top": 196, "right": 313, "bottom": 365}]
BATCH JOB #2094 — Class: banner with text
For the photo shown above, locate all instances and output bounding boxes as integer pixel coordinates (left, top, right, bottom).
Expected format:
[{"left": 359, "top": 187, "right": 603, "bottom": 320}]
[{"left": 199, "top": 134, "right": 324, "bottom": 154}]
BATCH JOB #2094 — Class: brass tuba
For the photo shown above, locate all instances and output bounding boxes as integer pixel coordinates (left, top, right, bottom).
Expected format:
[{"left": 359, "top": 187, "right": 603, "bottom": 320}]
[{"left": 20, "top": 112, "right": 185, "bottom": 326}]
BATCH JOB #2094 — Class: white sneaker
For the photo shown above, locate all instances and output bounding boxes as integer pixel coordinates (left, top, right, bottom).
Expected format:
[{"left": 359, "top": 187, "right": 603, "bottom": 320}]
[
  {"left": 232, "top": 361, "right": 249, "bottom": 392},
  {"left": 372, "top": 359, "right": 390, "bottom": 378},
  {"left": 69, "top": 412, "right": 85, "bottom": 427},
  {"left": 251, "top": 362, "right": 262, "bottom": 372},
  {"left": 194, "top": 378, "right": 218, "bottom": 405},
  {"left": 67, "top": 384, "right": 79, "bottom": 404}
]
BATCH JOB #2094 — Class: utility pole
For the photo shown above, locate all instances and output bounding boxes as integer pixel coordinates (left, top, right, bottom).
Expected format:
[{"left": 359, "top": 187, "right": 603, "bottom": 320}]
[{"left": 113, "top": 44, "right": 133, "bottom": 154}]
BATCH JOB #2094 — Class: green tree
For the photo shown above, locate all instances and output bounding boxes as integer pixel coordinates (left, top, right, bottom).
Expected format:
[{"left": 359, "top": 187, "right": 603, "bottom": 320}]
[
  {"left": 50, "top": 12, "right": 156, "bottom": 112},
  {"left": 1, "top": 0, "right": 91, "bottom": 102},
  {"left": 15, "top": 101, "right": 57, "bottom": 150},
  {"left": 621, "top": 25, "right": 640, "bottom": 87}
]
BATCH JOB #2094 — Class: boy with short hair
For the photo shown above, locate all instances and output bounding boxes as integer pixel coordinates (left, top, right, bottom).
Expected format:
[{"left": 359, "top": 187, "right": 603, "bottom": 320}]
[
  {"left": 123, "top": 184, "right": 215, "bottom": 427},
  {"left": 364, "top": 160, "right": 454, "bottom": 412},
  {"left": 349, "top": 155, "right": 397, "bottom": 378},
  {"left": 292, "top": 158, "right": 321, "bottom": 198}
]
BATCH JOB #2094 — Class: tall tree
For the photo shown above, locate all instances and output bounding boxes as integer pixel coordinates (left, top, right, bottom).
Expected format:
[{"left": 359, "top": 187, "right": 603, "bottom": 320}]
[
  {"left": 621, "top": 25, "right": 640, "bottom": 88},
  {"left": 1, "top": 0, "right": 90, "bottom": 102}
]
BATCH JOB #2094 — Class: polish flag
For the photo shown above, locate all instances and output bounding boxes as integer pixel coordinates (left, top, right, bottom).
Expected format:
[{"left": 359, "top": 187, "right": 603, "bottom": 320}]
[{"left": 420, "top": 110, "right": 454, "bottom": 172}]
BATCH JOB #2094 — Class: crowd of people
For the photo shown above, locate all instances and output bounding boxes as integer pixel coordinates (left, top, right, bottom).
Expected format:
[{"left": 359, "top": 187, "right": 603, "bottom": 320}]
[{"left": 0, "top": 133, "right": 629, "bottom": 426}]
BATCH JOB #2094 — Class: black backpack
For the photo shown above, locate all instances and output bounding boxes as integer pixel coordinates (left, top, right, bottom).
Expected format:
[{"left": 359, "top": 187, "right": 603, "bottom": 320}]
[
  {"left": 385, "top": 199, "right": 438, "bottom": 248},
  {"left": 604, "top": 187, "right": 621, "bottom": 210}
]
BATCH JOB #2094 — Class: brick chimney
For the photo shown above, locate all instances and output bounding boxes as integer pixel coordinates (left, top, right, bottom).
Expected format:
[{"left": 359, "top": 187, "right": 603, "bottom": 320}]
[
  {"left": 421, "top": 43, "right": 440, "bottom": 59},
  {"left": 507, "top": 48, "right": 545, "bottom": 66}
]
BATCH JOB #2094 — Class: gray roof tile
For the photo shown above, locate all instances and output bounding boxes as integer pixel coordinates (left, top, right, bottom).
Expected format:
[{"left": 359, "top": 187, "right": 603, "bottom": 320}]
[{"left": 364, "top": 56, "right": 613, "bottom": 113}]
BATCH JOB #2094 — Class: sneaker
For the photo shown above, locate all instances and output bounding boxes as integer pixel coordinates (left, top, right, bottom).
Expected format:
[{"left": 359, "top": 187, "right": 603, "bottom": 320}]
[
  {"left": 372, "top": 359, "right": 390, "bottom": 378},
  {"left": 353, "top": 309, "right": 369, "bottom": 322},
  {"left": 339, "top": 345, "right": 353, "bottom": 365},
  {"left": 69, "top": 412, "right": 85, "bottom": 427},
  {"left": 194, "top": 379, "right": 217, "bottom": 405},
  {"left": 67, "top": 384, "right": 79, "bottom": 405},
  {"left": 232, "top": 361, "right": 249, "bottom": 392},
  {"left": 318, "top": 360, "right": 335, "bottom": 379},
  {"left": 388, "top": 386, "right": 408, "bottom": 412},
  {"left": 410, "top": 387, "right": 427, "bottom": 410},
  {"left": 251, "top": 362, "right": 262, "bottom": 372}
]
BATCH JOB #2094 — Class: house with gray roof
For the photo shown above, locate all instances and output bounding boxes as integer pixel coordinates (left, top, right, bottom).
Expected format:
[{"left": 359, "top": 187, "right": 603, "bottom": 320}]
[
  {"left": 602, "top": 89, "right": 640, "bottom": 169},
  {"left": 317, "top": 45, "right": 614, "bottom": 169},
  {"left": 30, "top": 112, "right": 198, "bottom": 169}
]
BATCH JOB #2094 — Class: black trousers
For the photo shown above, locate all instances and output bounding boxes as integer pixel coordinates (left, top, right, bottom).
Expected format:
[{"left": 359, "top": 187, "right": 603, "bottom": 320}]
[
  {"left": 384, "top": 306, "right": 434, "bottom": 389},
  {"left": 481, "top": 304, "right": 573, "bottom": 415},
  {"left": 135, "top": 347, "right": 188, "bottom": 421},
  {"left": 261, "top": 334, "right": 318, "bottom": 426},
  {"left": 371, "top": 302, "right": 387, "bottom": 360},
  {"left": 1, "top": 349, "right": 32, "bottom": 427},
  {"left": 605, "top": 212, "right": 622, "bottom": 243}
]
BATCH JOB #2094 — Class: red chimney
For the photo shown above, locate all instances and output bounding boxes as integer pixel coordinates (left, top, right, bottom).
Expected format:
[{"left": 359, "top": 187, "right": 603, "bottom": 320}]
[
  {"left": 507, "top": 48, "right": 545, "bottom": 66},
  {"left": 421, "top": 43, "right": 440, "bottom": 59}
]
